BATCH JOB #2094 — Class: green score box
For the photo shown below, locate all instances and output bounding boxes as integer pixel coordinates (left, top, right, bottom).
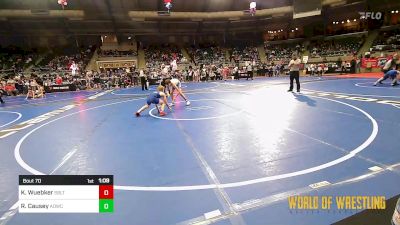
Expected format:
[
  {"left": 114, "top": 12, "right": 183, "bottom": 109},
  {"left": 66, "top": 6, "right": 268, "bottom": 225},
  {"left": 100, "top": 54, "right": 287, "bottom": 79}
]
[{"left": 99, "top": 199, "right": 114, "bottom": 213}]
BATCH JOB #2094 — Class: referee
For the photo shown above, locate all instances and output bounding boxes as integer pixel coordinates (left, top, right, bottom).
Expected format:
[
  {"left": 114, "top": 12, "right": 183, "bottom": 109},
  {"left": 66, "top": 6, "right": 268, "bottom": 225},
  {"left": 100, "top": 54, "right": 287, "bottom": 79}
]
[
  {"left": 139, "top": 70, "right": 148, "bottom": 91},
  {"left": 287, "top": 54, "right": 302, "bottom": 93}
]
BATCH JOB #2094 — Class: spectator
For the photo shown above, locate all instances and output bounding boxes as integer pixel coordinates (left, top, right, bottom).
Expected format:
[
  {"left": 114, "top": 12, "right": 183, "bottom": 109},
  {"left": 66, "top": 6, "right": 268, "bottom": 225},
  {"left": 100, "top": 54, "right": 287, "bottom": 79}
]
[
  {"left": 55, "top": 76, "right": 63, "bottom": 85},
  {"left": 4, "top": 83, "right": 18, "bottom": 96}
]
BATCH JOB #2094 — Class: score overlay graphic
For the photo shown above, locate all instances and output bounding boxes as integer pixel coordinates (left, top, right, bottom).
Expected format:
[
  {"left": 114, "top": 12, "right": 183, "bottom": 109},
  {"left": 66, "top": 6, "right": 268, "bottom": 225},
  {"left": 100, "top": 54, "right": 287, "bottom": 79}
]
[{"left": 18, "top": 175, "right": 114, "bottom": 213}]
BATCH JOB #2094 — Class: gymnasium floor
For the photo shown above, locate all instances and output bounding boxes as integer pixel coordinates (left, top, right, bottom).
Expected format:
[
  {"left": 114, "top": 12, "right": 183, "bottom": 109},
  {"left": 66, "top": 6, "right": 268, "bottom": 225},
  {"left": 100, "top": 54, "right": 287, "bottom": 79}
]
[{"left": 0, "top": 75, "right": 399, "bottom": 225}]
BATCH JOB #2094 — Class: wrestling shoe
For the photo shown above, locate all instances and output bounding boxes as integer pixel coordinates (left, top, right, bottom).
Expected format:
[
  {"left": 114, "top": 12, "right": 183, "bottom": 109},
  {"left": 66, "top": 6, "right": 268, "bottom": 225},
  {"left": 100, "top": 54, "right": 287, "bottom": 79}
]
[
  {"left": 135, "top": 112, "right": 140, "bottom": 117},
  {"left": 186, "top": 101, "right": 191, "bottom": 106},
  {"left": 159, "top": 111, "right": 166, "bottom": 116}
]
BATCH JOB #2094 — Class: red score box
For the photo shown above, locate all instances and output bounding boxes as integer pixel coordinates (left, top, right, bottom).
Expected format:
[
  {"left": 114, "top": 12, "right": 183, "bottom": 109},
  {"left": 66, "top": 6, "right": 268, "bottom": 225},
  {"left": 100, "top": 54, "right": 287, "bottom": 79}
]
[{"left": 99, "top": 185, "right": 114, "bottom": 199}]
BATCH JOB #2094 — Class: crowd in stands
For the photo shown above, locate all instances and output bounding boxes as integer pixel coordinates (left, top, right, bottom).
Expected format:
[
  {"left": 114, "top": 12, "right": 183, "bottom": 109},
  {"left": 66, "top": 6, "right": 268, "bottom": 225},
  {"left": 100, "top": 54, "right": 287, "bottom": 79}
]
[
  {"left": 371, "top": 30, "right": 400, "bottom": 52},
  {"left": 144, "top": 44, "right": 186, "bottom": 70},
  {"left": 31, "top": 46, "right": 95, "bottom": 73},
  {"left": 98, "top": 49, "right": 137, "bottom": 57},
  {"left": 187, "top": 44, "right": 226, "bottom": 65},
  {"left": 264, "top": 43, "right": 304, "bottom": 62},
  {"left": 0, "top": 45, "right": 98, "bottom": 100},
  {"left": 230, "top": 46, "right": 259, "bottom": 62},
  {"left": 47, "top": 46, "right": 95, "bottom": 72},
  {"left": 0, "top": 65, "right": 138, "bottom": 100},
  {"left": 0, "top": 33, "right": 374, "bottom": 101},
  {"left": 0, "top": 73, "right": 47, "bottom": 99},
  {"left": 309, "top": 37, "right": 363, "bottom": 58},
  {"left": 0, "top": 47, "right": 41, "bottom": 73}
]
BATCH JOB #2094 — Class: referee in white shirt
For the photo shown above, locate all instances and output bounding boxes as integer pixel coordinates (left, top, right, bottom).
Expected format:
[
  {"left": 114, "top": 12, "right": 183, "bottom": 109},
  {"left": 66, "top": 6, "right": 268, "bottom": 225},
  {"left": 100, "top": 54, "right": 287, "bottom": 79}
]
[{"left": 287, "top": 54, "right": 302, "bottom": 92}]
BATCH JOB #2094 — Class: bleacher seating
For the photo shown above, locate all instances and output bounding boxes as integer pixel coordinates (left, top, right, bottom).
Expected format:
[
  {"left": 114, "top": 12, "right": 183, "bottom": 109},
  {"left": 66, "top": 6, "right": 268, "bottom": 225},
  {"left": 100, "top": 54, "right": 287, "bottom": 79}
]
[{"left": 308, "top": 37, "right": 363, "bottom": 58}]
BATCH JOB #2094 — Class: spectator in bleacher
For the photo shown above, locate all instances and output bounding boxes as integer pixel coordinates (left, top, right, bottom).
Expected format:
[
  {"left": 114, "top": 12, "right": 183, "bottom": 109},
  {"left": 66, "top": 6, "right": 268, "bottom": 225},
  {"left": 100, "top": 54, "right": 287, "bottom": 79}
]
[
  {"left": 188, "top": 44, "right": 225, "bottom": 65},
  {"left": 98, "top": 49, "right": 137, "bottom": 57},
  {"left": 4, "top": 82, "right": 18, "bottom": 96},
  {"left": 309, "top": 38, "right": 363, "bottom": 58},
  {"left": 55, "top": 75, "right": 63, "bottom": 85}
]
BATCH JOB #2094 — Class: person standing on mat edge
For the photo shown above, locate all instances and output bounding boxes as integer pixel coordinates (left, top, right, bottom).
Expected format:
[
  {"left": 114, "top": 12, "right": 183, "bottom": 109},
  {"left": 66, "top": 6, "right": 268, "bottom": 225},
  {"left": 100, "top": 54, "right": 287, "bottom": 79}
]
[
  {"left": 288, "top": 54, "right": 301, "bottom": 93},
  {"left": 246, "top": 63, "right": 253, "bottom": 80},
  {"left": 139, "top": 69, "right": 148, "bottom": 91}
]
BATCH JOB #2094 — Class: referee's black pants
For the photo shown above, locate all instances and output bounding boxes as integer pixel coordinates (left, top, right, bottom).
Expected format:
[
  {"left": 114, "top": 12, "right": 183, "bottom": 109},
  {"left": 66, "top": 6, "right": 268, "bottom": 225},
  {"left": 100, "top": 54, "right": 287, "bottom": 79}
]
[
  {"left": 0, "top": 90, "right": 5, "bottom": 103},
  {"left": 247, "top": 71, "right": 253, "bottom": 80},
  {"left": 289, "top": 71, "right": 300, "bottom": 92},
  {"left": 140, "top": 77, "right": 147, "bottom": 91}
]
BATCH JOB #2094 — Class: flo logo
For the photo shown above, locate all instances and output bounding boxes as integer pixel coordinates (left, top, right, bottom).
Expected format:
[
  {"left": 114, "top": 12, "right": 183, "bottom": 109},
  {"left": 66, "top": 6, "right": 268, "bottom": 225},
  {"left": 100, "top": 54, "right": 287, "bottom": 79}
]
[{"left": 359, "top": 12, "right": 383, "bottom": 20}]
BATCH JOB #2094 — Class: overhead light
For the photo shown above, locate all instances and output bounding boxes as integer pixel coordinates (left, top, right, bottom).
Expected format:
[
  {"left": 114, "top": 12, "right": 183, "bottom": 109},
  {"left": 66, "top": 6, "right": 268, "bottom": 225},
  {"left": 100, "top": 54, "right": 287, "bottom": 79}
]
[
  {"left": 295, "top": 27, "right": 298, "bottom": 30},
  {"left": 128, "top": 36, "right": 132, "bottom": 40},
  {"left": 291, "top": 29, "right": 294, "bottom": 32},
  {"left": 341, "top": 21, "right": 344, "bottom": 24},
  {"left": 332, "top": 21, "right": 335, "bottom": 24},
  {"left": 396, "top": 10, "right": 399, "bottom": 13},
  {"left": 347, "top": 19, "right": 350, "bottom": 23},
  {"left": 392, "top": 10, "right": 395, "bottom": 13},
  {"left": 250, "top": 2, "right": 256, "bottom": 9},
  {"left": 353, "top": 19, "right": 356, "bottom": 21}
]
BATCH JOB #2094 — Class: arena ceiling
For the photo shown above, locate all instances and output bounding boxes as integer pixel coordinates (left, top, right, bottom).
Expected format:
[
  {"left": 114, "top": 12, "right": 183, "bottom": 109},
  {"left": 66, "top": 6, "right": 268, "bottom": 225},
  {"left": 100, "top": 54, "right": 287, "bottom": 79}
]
[
  {"left": 0, "top": 0, "right": 292, "bottom": 13},
  {"left": 0, "top": 0, "right": 398, "bottom": 39}
]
